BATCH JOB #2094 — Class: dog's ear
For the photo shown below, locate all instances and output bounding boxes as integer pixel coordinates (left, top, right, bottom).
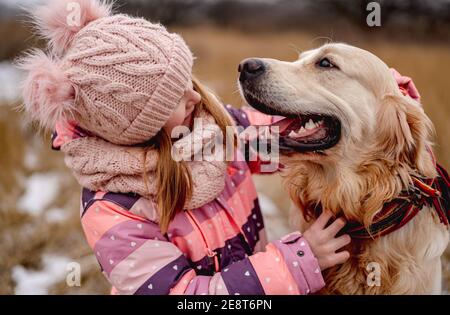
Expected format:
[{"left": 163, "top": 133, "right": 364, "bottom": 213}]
[{"left": 376, "top": 94, "right": 436, "bottom": 178}]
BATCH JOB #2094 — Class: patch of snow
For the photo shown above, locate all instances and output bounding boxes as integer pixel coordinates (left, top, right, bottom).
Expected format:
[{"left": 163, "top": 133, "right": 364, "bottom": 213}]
[
  {"left": 23, "top": 147, "right": 39, "bottom": 170},
  {"left": 258, "top": 193, "right": 290, "bottom": 241},
  {"left": 0, "top": 62, "right": 23, "bottom": 105},
  {"left": 12, "top": 254, "right": 72, "bottom": 295},
  {"left": 258, "top": 193, "right": 279, "bottom": 216},
  {"left": 17, "top": 172, "right": 62, "bottom": 216},
  {"left": 45, "top": 207, "right": 69, "bottom": 223}
]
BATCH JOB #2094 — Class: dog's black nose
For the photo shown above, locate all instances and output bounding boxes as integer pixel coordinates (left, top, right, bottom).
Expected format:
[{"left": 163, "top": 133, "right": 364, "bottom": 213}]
[{"left": 238, "top": 58, "right": 265, "bottom": 82}]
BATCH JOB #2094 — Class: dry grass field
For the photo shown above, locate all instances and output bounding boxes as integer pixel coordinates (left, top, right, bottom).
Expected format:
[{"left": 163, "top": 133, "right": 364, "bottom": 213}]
[{"left": 0, "top": 26, "right": 449, "bottom": 294}]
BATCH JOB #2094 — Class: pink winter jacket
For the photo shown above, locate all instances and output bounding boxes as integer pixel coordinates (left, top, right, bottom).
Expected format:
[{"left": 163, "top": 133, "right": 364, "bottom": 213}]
[{"left": 52, "top": 105, "right": 325, "bottom": 295}]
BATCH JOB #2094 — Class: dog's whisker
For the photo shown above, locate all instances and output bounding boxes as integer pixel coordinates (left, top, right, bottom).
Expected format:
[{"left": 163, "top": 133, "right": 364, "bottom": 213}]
[
  {"left": 231, "top": 88, "right": 241, "bottom": 95},
  {"left": 288, "top": 43, "right": 304, "bottom": 57},
  {"left": 310, "top": 36, "right": 334, "bottom": 47}
]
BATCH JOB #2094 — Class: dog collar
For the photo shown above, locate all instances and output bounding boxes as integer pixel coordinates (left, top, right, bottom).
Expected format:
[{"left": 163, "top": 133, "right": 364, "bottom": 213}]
[
  {"left": 308, "top": 162, "right": 449, "bottom": 240},
  {"left": 343, "top": 162, "right": 449, "bottom": 239}
]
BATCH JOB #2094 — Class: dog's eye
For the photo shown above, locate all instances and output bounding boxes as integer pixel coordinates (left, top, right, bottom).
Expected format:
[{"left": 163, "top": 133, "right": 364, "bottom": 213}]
[{"left": 317, "top": 58, "right": 334, "bottom": 68}]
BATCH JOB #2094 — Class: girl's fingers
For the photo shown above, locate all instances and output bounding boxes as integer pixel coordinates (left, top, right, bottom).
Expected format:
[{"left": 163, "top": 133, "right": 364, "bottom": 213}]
[
  {"left": 331, "top": 251, "right": 350, "bottom": 266},
  {"left": 329, "top": 234, "right": 351, "bottom": 251},
  {"left": 325, "top": 216, "right": 347, "bottom": 237},
  {"left": 314, "top": 210, "right": 333, "bottom": 229}
]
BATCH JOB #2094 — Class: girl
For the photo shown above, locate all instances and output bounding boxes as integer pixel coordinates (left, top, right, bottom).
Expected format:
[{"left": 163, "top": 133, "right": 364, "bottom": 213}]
[{"left": 18, "top": 0, "right": 351, "bottom": 295}]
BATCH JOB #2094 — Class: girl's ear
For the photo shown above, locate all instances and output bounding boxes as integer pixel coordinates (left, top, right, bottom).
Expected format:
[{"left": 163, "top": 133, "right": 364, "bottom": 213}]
[{"left": 376, "top": 94, "right": 436, "bottom": 178}]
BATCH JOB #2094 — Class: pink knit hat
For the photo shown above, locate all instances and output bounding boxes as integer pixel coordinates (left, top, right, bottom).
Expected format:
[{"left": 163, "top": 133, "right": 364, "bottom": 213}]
[{"left": 19, "top": 0, "right": 193, "bottom": 145}]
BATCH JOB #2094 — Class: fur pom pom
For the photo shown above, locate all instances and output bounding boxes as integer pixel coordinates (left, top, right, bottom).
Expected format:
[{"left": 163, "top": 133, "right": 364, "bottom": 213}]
[
  {"left": 17, "top": 49, "right": 76, "bottom": 130},
  {"left": 32, "top": 0, "right": 112, "bottom": 55}
]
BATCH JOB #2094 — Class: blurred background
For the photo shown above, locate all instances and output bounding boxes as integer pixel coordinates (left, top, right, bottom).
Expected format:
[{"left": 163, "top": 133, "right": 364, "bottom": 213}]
[{"left": 0, "top": 0, "right": 449, "bottom": 294}]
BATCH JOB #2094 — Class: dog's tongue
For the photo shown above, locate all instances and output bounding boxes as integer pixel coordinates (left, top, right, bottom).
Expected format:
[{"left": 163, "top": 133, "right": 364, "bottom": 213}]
[
  {"left": 243, "top": 116, "right": 300, "bottom": 142},
  {"left": 270, "top": 116, "right": 299, "bottom": 134}
]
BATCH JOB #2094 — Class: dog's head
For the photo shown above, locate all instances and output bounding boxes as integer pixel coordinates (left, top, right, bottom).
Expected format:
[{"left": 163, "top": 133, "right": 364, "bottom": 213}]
[{"left": 238, "top": 43, "right": 435, "bottom": 178}]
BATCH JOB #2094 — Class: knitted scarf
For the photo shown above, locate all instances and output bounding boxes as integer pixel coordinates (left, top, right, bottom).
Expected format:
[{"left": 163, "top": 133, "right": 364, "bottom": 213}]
[{"left": 54, "top": 109, "right": 229, "bottom": 209}]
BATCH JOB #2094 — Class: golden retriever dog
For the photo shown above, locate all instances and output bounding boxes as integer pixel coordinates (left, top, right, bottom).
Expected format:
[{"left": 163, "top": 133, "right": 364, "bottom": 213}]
[{"left": 238, "top": 43, "right": 449, "bottom": 294}]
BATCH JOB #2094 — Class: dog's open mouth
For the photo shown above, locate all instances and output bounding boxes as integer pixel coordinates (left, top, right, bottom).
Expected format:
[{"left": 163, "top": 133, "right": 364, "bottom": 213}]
[
  {"left": 273, "top": 114, "right": 341, "bottom": 153},
  {"left": 244, "top": 93, "right": 341, "bottom": 153}
]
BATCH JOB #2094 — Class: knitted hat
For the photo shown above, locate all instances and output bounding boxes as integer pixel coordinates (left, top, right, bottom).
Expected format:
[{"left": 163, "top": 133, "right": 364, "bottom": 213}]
[{"left": 19, "top": 0, "right": 193, "bottom": 145}]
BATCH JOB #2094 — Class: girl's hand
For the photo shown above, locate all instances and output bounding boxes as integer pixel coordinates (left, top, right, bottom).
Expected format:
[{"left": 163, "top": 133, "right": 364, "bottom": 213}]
[{"left": 302, "top": 210, "right": 351, "bottom": 270}]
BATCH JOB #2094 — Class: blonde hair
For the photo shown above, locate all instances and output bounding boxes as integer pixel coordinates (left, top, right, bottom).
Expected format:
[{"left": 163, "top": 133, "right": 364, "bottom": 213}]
[{"left": 146, "top": 77, "right": 235, "bottom": 233}]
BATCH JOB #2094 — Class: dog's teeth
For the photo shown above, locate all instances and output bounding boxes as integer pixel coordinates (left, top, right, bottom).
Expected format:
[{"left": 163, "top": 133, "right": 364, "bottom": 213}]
[
  {"left": 288, "top": 130, "right": 297, "bottom": 137},
  {"left": 305, "top": 119, "right": 315, "bottom": 130},
  {"left": 297, "top": 126, "right": 306, "bottom": 134}
]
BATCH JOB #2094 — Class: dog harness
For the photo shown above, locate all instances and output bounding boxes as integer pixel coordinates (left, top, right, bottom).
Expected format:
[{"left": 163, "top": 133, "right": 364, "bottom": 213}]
[
  {"left": 344, "top": 162, "right": 450, "bottom": 239},
  {"left": 307, "top": 153, "right": 449, "bottom": 239}
]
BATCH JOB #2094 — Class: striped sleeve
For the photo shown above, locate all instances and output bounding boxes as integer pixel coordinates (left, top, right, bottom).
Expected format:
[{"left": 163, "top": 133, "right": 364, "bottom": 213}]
[
  {"left": 171, "top": 231, "right": 325, "bottom": 295},
  {"left": 226, "top": 105, "right": 282, "bottom": 174},
  {"left": 82, "top": 200, "right": 324, "bottom": 295}
]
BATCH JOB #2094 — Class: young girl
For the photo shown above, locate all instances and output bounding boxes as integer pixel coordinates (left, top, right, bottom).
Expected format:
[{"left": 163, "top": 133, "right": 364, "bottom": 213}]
[{"left": 18, "top": 0, "right": 351, "bottom": 295}]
